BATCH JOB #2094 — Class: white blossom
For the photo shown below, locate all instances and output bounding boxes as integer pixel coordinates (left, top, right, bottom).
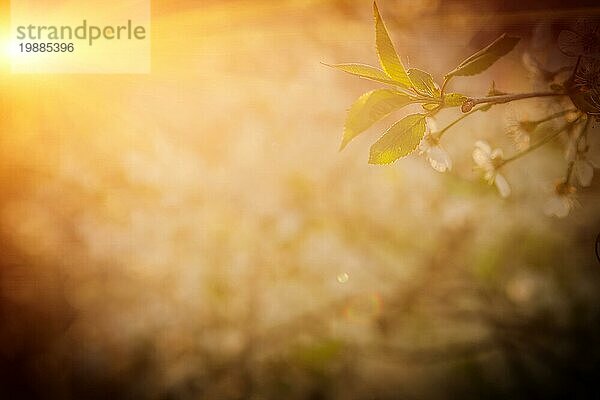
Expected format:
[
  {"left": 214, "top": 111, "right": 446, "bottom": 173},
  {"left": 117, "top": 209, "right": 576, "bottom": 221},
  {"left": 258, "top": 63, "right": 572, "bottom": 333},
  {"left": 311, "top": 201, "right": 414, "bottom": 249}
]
[
  {"left": 504, "top": 106, "right": 534, "bottom": 151},
  {"left": 472, "top": 140, "right": 511, "bottom": 198},
  {"left": 418, "top": 118, "right": 452, "bottom": 173}
]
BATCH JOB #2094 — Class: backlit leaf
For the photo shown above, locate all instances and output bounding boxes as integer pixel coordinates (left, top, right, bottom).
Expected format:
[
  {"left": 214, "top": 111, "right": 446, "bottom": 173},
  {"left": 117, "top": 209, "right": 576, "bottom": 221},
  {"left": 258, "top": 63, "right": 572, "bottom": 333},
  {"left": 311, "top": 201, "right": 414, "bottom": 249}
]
[
  {"left": 444, "top": 93, "right": 467, "bottom": 106},
  {"left": 408, "top": 69, "right": 440, "bottom": 97},
  {"left": 374, "top": 3, "right": 412, "bottom": 88},
  {"left": 369, "top": 114, "right": 427, "bottom": 164},
  {"left": 326, "top": 63, "right": 401, "bottom": 86},
  {"left": 342, "top": 89, "right": 413, "bottom": 150},
  {"left": 446, "top": 34, "right": 520, "bottom": 78},
  {"left": 422, "top": 103, "right": 440, "bottom": 111}
]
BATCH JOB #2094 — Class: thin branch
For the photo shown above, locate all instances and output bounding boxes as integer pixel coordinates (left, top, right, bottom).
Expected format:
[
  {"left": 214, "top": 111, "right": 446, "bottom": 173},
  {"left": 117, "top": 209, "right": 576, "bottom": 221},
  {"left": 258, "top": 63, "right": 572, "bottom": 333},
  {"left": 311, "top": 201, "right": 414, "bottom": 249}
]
[
  {"left": 462, "top": 91, "right": 567, "bottom": 112},
  {"left": 499, "top": 116, "right": 583, "bottom": 167},
  {"left": 566, "top": 116, "right": 592, "bottom": 184},
  {"left": 565, "top": 161, "right": 576, "bottom": 184},
  {"left": 534, "top": 108, "right": 577, "bottom": 125},
  {"left": 436, "top": 105, "right": 486, "bottom": 139},
  {"left": 440, "top": 76, "right": 452, "bottom": 99}
]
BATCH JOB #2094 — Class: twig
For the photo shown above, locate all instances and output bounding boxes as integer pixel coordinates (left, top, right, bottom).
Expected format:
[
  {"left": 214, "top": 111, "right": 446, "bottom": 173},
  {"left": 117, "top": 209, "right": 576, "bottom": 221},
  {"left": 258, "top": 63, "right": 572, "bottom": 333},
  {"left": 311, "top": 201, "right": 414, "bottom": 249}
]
[
  {"left": 499, "top": 116, "right": 583, "bottom": 167},
  {"left": 436, "top": 105, "right": 487, "bottom": 139},
  {"left": 462, "top": 92, "right": 567, "bottom": 112}
]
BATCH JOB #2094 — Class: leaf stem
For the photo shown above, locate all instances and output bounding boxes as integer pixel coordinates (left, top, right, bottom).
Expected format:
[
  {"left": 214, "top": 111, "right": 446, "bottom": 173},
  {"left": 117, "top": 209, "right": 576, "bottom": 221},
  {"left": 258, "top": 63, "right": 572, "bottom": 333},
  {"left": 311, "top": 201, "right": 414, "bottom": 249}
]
[
  {"left": 566, "top": 116, "right": 592, "bottom": 184},
  {"left": 435, "top": 105, "right": 485, "bottom": 139},
  {"left": 462, "top": 91, "right": 567, "bottom": 112},
  {"left": 440, "top": 76, "right": 452, "bottom": 99},
  {"left": 565, "top": 161, "right": 575, "bottom": 184},
  {"left": 411, "top": 87, "right": 434, "bottom": 99},
  {"left": 534, "top": 109, "right": 577, "bottom": 125},
  {"left": 412, "top": 95, "right": 440, "bottom": 103}
]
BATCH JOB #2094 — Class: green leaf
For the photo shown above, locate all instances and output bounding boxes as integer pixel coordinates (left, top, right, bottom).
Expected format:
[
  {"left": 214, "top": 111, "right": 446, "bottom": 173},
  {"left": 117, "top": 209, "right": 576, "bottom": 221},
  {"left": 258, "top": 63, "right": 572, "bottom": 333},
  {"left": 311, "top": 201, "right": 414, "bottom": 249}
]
[
  {"left": 422, "top": 103, "right": 440, "bottom": 111},
  {"left": 445, "top": 34, "right": 520, "bottom": 78},
  {"left": 341, "top": 89, "right": 413, "bottom": 150},
  {"left": 325, "top": 63, "right": 401, "bottom": 86},
  {"left": 369, "top": 114, "right": 427, "bottom": 164},
  {"left": 444, "top": 93, "right": 467, "bottom": 106},
  {"left": 374, "top": 3, "right": 411, "bottom": 88},
  {"left": 408, "top": 69, "right": 440, "bottom": 97}
]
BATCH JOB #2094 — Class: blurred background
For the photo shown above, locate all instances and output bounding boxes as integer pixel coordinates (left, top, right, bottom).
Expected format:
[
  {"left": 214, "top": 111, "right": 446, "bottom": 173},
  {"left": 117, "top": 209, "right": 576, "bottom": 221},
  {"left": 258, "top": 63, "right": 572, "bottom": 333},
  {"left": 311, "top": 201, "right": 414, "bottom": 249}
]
[{"left": 1, "top": 0, "right": 600, "bottom": 399}]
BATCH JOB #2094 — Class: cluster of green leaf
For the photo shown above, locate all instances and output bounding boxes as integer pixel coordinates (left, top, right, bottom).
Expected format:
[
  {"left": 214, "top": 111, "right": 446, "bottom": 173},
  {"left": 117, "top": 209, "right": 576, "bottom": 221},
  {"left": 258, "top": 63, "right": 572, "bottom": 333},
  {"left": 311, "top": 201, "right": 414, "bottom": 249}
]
[{"left": 328, "top": 2, "right": 520, "bottom": 165}]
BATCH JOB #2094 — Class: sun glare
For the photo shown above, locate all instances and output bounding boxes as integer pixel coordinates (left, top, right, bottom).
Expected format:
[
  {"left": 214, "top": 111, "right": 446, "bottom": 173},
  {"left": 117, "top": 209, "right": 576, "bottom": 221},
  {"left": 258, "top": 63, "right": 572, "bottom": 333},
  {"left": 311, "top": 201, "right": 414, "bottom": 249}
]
[{"left": 6, "top": 39, "right": 19, "bottom": 59}]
